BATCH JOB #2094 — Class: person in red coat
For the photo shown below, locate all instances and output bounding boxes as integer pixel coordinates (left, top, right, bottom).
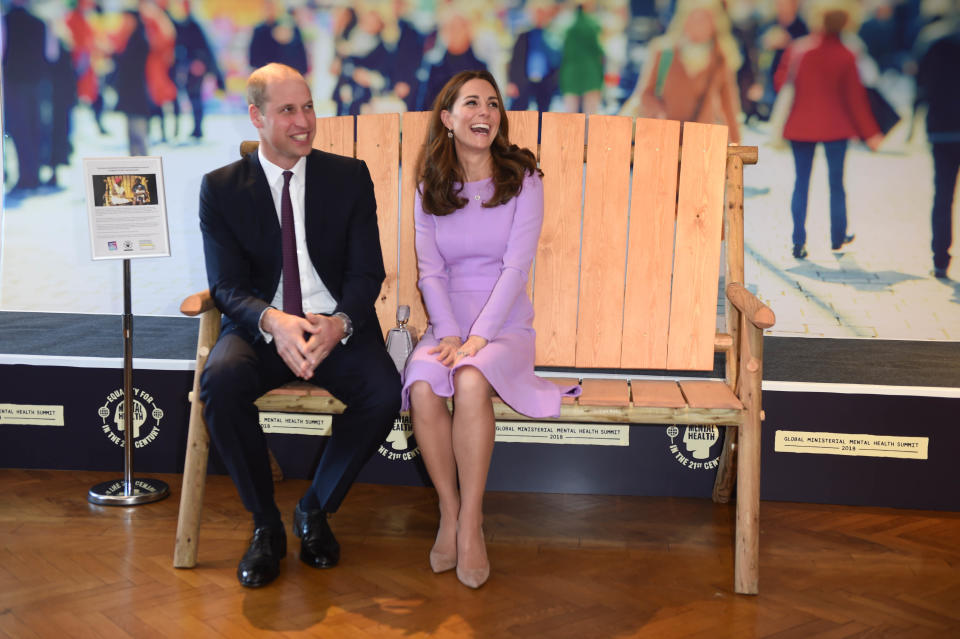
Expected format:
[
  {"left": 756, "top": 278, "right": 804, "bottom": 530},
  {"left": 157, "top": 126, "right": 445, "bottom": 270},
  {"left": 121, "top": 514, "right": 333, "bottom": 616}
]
[
  {"left": 775, "top": 2, "right": 882, "bottom": 258},
  {"left": 66, "top": 0, "right": 107, "bottom": 134},
  {"left": 141, "top": 0, "right": 177, "bottom": 142}
]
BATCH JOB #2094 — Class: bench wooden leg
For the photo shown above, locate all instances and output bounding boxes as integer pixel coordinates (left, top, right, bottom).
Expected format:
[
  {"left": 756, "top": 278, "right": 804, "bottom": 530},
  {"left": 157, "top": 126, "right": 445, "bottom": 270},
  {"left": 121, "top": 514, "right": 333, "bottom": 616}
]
[
  {"left": 174, "top": 310, "right": 219, "bottom": 569},
  {"left": 719, "top": 153, "right": 745, "bottom": 507},
  {"left": 712, "top": 427, "right": 738, "bottom": 504},
  {"left": 174, "top": 392, "right": 209, "bottom": 568},
  {"left": 734, "top": 321, "right": 762, "bottom": 595}
]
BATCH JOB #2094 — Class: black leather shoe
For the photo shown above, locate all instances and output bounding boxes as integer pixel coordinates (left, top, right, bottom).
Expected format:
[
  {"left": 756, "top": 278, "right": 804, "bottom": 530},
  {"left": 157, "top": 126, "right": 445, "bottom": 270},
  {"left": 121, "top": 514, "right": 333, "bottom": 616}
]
[
  {"left": 792, "top": 244, "right": 808, "bottom": 259},
  {"left": 237, "top": 525, "right": 286, "bottom": 588},
  {"left": 294, "top": 502, "right": 340, "bottom": 568},
  {"left": 831, "top": 234, "right": 855, "bottom": 250}
]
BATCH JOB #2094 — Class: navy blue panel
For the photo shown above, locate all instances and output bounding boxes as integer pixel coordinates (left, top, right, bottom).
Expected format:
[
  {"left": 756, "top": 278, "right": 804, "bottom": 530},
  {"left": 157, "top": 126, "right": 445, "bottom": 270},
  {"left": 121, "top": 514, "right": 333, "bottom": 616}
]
[
  {"left": 2, "top": 363, "right": 957, "bottom": 511},
  {"left": 761, "top": 391, "right": 960, "bottom": 511}
]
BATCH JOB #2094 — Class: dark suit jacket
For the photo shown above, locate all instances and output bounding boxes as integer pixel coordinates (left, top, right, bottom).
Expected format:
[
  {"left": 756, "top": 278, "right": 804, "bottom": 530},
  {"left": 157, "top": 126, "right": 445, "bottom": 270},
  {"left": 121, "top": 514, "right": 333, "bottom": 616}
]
[{"left": 199, "top": 149, "right": 385, "bottom": 344}]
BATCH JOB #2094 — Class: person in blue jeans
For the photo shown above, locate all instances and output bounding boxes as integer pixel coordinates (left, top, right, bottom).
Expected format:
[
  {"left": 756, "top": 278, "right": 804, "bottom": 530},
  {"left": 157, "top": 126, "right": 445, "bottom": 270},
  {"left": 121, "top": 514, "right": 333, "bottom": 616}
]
[
  {"left": 914, "top": 13, "right": 960, "bottom": 279},
  {"left": 775, "top": 3, "right": 882, "bottom": 258},
  {"left": 789, "top": 139, "right": 851, "bottom": 254}
]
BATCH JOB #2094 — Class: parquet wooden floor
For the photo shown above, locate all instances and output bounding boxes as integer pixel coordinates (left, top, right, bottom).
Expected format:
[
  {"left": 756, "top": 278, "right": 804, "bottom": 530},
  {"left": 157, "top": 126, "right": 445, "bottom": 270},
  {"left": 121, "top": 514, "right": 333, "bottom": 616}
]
[{"left": 1, "top": 469, "right": 958, "bottom": 638}]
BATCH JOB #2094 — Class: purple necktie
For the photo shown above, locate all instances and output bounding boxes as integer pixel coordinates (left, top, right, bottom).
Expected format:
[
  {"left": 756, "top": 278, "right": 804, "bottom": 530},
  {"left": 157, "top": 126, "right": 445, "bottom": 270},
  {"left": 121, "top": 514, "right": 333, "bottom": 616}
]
[{"left": 280, "top": 170, "right": 303, "bottom": 317}]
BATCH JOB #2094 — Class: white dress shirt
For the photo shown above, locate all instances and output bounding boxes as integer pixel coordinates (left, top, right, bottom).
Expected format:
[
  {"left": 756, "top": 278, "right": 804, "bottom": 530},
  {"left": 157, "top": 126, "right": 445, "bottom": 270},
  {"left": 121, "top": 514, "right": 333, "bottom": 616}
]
[{"left": 258, "top": 150, "right": 344, "bottom": 342}]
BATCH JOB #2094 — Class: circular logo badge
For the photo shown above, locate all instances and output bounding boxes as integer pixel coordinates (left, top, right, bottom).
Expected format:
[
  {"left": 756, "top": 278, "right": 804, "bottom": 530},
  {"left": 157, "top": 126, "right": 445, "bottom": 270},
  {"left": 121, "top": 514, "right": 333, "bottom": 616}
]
[
  {"left": 666, "top": 425, "right": 722, "bottom": 470},
  {"left": 377, "top": 415, "right": 421, "bottom": 462},
  {"left": 98, "top": 387, "right": 163, "bottom": 448}
]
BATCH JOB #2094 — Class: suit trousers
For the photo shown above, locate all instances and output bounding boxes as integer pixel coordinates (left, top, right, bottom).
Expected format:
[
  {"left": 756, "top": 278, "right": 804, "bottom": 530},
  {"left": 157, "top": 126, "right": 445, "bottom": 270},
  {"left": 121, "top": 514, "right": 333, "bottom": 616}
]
[{"left": 200, "top": 327, "right": 402, "bottom": 519}]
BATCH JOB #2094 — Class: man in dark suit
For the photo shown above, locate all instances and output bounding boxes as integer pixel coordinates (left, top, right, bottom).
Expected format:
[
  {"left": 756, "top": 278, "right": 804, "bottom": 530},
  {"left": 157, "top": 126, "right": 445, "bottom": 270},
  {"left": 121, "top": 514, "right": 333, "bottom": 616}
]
[{"left": 198, "top": 63, "right": 401, "bottom": 588}]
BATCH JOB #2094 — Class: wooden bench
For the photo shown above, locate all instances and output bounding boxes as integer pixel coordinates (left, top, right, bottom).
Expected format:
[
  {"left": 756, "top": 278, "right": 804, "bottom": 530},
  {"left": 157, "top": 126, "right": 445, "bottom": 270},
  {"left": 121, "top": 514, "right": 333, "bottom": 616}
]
[{"left": 174, "top": 111, "right": 773, "bottom": 595}]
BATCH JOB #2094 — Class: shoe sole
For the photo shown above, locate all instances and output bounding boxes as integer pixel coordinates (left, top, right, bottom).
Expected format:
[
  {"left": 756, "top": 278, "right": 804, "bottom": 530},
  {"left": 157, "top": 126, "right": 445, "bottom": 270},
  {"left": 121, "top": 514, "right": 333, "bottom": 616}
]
[
  {"left": 299, "top": 549, "right": 338, "bottom": 568},
  {"left": 239, "top": 575, "right": 277, "bottom": 588}
]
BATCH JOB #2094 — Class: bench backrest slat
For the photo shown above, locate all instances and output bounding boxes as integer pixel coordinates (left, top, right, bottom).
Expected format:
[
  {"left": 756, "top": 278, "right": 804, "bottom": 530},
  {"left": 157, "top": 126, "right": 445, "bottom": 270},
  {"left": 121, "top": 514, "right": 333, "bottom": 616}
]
[
  {"left": 666, "top": 122, "right": 728, "bottom": 370},
  {"left": 310, "top": 112, "right": 730, "bottom": 371},
  {"left": 576, "top": 114, "right": 632, "bottom": 368},
  {"left": 313, "top": 115, "right": 354, "bottom": 157},
  {"left": 398, "top": 111, "right": 431, "bottom": 338},
  {"left": 622, "top": 118, "right": 681, "bottom": 369},
  {"left": 356, "top": 113, "right": 400, "bottom": 338},
  {"left": 506, "top": 111, "right": 540, "bottom": 300},
  {"left": 506, "top": 111, "right": 540, "bottom": 160},
  {"left": 534, "top": 113, "right": 587, "bottom": 367}
]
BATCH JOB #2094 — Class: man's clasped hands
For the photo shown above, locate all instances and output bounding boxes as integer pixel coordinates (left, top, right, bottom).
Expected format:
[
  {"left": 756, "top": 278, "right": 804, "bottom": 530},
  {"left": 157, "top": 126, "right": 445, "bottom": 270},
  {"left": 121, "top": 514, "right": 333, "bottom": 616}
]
[{"left": 261, "top": 309, "right": 347, "bottom": 379}]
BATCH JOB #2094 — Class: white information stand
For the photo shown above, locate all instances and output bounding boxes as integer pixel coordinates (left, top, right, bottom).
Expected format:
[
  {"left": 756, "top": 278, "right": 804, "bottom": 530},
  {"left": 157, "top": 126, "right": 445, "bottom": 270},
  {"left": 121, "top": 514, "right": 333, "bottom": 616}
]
[{"left": 83, "top": 157, "right": 171, "bottom": 506}]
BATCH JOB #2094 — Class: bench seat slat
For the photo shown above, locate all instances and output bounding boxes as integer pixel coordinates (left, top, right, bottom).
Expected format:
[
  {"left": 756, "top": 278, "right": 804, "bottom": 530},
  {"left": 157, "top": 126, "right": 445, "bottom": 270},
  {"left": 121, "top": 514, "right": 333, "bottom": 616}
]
[
  {"left": 260, "top": 381, "right": 333, "bottom": 397},
  {"left": 550, "top": 377, "right": 581, "bottom": 405},
  {"left": 255, "top": 393, "right": 346, "bottom": 414},
  {"left": 629, "top": 380, "right": 686, "bottom": 408},
  {"left": 263, "top": 384, "right": 312, "bottom": 396},
  {"left": 678, "top": 380, "right": 743, "bottom": 409},
  {"left": 495, "top": 402, "right": 742, "bottom": 425},
  {"left": 579, "top": 379, "right": 631, "bottom": 406}
]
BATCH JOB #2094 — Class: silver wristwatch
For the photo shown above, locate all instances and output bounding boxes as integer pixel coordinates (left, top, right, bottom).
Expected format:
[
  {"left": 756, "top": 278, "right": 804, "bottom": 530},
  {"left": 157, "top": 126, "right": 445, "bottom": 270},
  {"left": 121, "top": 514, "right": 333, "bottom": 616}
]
[{"left": 333, "top": 311, "right": 353, "bottom": 339}]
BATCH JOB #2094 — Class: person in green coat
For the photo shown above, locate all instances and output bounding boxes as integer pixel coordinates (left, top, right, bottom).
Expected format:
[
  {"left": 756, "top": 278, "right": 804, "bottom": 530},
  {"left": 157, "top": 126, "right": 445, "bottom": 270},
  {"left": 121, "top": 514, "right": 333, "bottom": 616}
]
[{"left": 559, "top": 1, "right": 605, "bottom": 113}]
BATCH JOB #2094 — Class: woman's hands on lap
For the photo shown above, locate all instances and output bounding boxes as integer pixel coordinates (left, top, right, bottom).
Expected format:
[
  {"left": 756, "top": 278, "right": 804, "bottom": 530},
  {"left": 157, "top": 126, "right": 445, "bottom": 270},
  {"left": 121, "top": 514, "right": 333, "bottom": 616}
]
[
  {"left": 429, "top": 336, "right": 463, "bottom": 367},
  {"left": 429, "top": 335, "right": 489, "bottom": 367},
  {"left": 453, "top": 335, "right": 488, "bottom": 367}
]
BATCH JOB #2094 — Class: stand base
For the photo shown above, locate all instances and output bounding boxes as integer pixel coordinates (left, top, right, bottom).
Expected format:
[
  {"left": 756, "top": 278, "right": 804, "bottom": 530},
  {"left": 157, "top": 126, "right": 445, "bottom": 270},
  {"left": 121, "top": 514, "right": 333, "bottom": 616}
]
[{"left": 88, "top": 478, "right": 170, "bottom": 506}]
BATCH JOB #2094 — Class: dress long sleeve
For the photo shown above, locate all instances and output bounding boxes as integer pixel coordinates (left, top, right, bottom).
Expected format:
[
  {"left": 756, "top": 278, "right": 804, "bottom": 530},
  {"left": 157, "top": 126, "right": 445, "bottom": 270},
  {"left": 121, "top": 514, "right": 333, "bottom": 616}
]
[
  {"left": 470, "top": 174, "right": 543, "bottom": 340},
  {"left": 414, "top": 189, "right": 461, "bottom": 340}
]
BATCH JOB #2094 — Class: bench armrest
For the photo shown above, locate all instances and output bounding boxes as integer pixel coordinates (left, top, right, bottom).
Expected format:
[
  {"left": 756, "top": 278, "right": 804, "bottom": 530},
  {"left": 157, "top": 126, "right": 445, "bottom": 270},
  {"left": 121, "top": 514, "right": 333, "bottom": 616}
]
[
  {"left": 180, "top": 289, "right": 216, "bottom": 317},
  {"left": 726, "top": 283, "right": 775, "bottom": 330}
]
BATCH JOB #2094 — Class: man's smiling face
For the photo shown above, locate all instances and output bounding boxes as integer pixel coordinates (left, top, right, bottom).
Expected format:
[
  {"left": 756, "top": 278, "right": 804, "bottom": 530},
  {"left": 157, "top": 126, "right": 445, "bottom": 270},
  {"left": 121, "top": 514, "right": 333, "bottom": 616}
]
[{"left": 251, "top": 72, "right": 316, "bottom": 169}]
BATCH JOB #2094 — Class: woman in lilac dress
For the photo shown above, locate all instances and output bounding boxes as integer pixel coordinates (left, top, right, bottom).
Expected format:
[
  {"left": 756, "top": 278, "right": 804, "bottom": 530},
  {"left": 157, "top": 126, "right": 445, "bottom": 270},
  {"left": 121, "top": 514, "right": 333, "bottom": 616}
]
[{"left": 401, "top": 70, "right": 579, "bottom": 588}]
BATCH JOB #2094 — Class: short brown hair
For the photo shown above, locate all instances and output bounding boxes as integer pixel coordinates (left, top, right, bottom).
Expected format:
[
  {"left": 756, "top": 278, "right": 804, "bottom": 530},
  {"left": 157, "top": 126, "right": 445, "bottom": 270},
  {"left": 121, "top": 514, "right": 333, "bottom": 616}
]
[
  {"left": 822, "top": 9, "right": 849, "bottom": 34},
  {"left": 246, "top": 63, "right": 304, "bottom": 112}
]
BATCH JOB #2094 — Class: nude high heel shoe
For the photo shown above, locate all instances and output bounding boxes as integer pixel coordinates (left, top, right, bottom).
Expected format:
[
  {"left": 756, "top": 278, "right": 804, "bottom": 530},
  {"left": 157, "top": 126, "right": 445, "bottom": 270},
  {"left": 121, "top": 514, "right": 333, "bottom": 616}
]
[
  {"left": 429, "top": 548, "right": 457, "bottom": 573},
  {"left": 456, "top": 562, "right": 490, "bottom": 589},
  {"left": 429, "top": 518, "right": 457, "bottom": 573},
  {"left": 455, "top": 527, "right": 489, "bottom": 588}
]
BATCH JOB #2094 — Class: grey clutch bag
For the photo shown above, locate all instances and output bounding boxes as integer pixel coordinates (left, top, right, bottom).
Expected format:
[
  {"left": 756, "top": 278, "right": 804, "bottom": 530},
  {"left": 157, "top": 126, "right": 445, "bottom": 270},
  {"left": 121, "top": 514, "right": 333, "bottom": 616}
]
[{"left": 385, "top": 305, "right": 417, "bottom": 373}]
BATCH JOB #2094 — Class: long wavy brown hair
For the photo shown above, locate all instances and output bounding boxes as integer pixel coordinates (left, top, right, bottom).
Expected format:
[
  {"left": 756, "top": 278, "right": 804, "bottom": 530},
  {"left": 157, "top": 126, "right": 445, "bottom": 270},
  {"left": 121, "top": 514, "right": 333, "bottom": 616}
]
[{"left": 416, "top": 70, "right": 542, "bottom": 217}]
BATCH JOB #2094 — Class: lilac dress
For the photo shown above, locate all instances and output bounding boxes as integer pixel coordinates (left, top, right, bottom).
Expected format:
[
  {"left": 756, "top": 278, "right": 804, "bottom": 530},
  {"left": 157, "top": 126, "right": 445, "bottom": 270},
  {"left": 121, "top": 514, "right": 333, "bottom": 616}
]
[{"left": 400, "top": 173, "right": 580, "bottom": 418}]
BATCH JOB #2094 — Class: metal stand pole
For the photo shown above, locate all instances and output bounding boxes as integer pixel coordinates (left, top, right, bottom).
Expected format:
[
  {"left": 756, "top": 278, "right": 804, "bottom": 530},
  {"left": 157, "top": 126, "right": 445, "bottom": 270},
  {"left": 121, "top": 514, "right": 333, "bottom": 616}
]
[{"left": 89, "top": 259, "right": 170, "bottom": 506}]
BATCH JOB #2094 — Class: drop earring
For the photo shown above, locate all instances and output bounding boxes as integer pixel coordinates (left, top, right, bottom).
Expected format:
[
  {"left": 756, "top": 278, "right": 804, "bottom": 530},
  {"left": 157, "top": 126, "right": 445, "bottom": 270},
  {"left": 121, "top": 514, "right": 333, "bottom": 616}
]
[{"left": 447, "top": 129, "right": 454, "bottom": 138}]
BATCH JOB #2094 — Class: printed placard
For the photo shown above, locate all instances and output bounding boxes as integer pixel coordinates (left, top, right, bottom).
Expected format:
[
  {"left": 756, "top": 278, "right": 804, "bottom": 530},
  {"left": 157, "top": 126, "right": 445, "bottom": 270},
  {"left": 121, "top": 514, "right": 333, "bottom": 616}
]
[
  {"left": 775, "top": 430, "right": 928, "bottom": 460},
  {"left": 495, "top": 422, "right": 629, "bottom": 446},
  {"left": 259, "top": 412, "right": 332, "bottom": 436},
  {"left": 83, "top": 156, "right": 170, "bottom": 260},
  {"left": 0, "top": 403, "right": 65, "bottom": 426}
]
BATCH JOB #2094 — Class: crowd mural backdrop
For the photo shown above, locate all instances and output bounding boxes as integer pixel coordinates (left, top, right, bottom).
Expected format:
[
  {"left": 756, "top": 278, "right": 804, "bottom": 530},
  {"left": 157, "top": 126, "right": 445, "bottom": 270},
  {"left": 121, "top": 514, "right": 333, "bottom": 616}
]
[{"left": 2, "top": 0, "right": 958, "bottom": 340}]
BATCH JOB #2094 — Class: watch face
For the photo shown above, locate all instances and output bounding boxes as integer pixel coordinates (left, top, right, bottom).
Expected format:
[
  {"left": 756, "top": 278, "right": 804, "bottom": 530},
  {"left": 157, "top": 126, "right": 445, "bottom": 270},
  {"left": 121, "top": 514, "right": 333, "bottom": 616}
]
[{"left": 336, "top": 312, "right": 353, "bottom": 337}]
